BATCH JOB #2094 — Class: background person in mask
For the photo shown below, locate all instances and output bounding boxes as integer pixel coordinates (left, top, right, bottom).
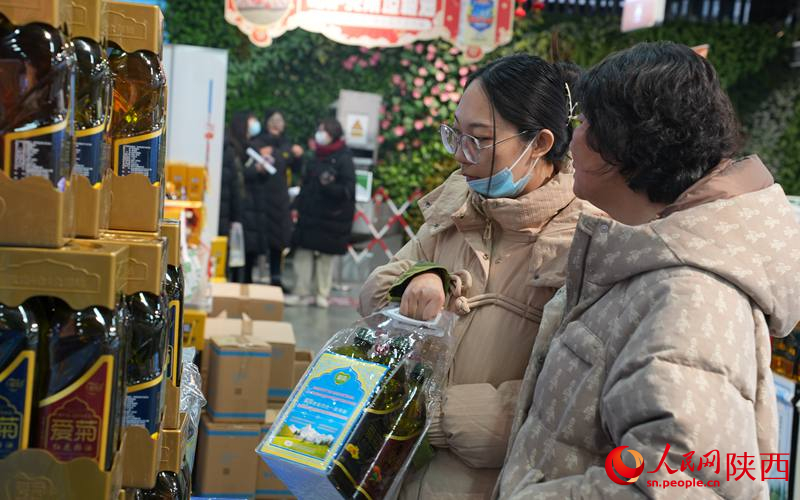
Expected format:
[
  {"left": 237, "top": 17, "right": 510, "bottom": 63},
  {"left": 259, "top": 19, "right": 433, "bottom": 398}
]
[
  {"left": 219, "top": 111, "right": 248, "bottom": 280},
  {"left": 287, "top": 118, "right": 356, "bottom": 308},
  {"left": 359, "top": 54, "right": 598, "bottom": 499},
  {"left": 255, "top": 109, "right": 304, "bottom": 290},
  {"left": 232, "top": 112, "right": 272, "bottom": 283}
]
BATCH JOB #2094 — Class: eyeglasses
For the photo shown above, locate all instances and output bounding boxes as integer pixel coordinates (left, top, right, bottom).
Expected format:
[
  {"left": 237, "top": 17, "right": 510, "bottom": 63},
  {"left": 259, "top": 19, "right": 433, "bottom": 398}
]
[{"left": 440, "top": 123, "right": 530, "bottom": 164}]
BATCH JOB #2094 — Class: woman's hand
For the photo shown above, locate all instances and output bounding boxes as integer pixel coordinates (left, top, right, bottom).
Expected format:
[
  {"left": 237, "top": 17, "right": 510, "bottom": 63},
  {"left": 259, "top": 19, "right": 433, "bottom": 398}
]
[{"left": 400, "top": 272, "right": 445, "bottom": 321}]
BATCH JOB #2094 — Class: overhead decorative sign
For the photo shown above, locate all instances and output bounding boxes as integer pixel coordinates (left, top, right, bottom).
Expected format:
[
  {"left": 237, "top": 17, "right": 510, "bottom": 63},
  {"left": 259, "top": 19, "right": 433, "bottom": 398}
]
[
  {"left": 620, "top": 0, "right": 666, "bottom": 33},
  {"left": 225, "top": 0, "right": 515, "bottom": 62}
]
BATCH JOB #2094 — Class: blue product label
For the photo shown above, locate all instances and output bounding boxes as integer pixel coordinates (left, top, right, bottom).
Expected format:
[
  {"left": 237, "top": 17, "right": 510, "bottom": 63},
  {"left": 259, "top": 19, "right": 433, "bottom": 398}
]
[
  {"left": 75, "top": 124, "right": 106, "bottom": 185},
  {"left": 0, "top": 350, "right": 34, "bottom": 459},
  {"left": 3, "top": 120, "right": 68, "bottom": 187},
  {"left": 260, "top": 353, "right": 387, "bottom": 471},
  {"left": 114, "top": 129, "right": 162, "bottom": 183},
  {"left": 124, "top": 374, "right": 164, "bottom": 436},
  {"left": 468, "top": 0, "right": 495, "bottom": 32}
]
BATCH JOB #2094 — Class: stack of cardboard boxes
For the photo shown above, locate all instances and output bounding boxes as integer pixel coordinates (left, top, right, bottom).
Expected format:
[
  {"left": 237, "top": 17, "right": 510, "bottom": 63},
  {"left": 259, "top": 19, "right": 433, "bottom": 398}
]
[{"left": 195, "top": 282, "right": 312, "bottom": 499}]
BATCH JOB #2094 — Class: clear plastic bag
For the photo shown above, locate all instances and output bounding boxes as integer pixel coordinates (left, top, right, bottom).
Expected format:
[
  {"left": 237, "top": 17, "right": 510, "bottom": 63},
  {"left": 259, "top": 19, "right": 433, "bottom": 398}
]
[
  {"left": 257, "top": 308, "right": 456, "bottom": 500},
  {"left": 179, "top": 347, "right": 206, "bottom": 473},
  {"left": 228, "top": 221, "right": 245, "bottom": 268}
]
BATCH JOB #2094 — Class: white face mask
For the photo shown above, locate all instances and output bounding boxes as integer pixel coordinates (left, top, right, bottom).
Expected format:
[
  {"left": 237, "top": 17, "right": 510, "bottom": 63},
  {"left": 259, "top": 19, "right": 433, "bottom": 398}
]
[{"left": 315, "top": 130, "right": 331, "bottom": 146}]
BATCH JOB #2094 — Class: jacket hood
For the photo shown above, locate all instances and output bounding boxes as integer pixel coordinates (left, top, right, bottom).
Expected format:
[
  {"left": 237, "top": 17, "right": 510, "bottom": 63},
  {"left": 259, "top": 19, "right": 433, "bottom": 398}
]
[{"left": 579, "top": 156, "right": 800, "bottom": 337}]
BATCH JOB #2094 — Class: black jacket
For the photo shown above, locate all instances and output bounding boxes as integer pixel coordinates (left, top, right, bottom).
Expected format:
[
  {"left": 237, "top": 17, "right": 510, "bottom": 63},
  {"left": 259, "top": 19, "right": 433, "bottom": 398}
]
[
  {"left": 218, "top": 139, "right": 244, "bottom": 236},
  {"left": 253, "top": 132, "right": 302, "bottom": 250},
  {"left": 293, "top": 144, "right": 356, "bottom": 255}
]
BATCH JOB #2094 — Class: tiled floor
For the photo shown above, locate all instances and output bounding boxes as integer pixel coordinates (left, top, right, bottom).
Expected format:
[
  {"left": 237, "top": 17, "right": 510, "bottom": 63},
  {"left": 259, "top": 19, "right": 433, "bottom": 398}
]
[{"left": 282, "top": 285, "right": 362, "bottom": 354}]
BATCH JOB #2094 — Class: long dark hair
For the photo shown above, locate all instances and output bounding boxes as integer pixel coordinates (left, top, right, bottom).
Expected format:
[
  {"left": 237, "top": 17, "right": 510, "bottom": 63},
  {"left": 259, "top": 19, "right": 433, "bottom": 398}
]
[
  {"left": 227, "top": 110, "right": 254, "bottom": 155},
  {"left": 467, "top": 54, "right": 580, "bottom": 172}
]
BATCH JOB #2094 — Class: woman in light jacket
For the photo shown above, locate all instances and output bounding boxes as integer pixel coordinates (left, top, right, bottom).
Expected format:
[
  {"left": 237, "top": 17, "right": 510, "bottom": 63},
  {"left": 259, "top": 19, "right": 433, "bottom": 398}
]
[
  {"left": 359, "top": 54, "right": 596, "bottom": 499},
  {"left": 497, "top": 41, "right": 800, "bottom": 499}
]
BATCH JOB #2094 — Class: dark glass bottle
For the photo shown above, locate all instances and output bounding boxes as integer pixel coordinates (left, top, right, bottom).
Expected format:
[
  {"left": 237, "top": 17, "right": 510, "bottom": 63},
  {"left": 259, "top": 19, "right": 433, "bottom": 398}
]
[
  {"left": 0, "top": 11, "right": 75, "bottom": 186},
  {"left": 332, "top": 336, "right": 415, "bottom": 498},
  {"left": 36, "top": 297, "right": 126, "bottom": 470},
  {"left": 163, "top": 250, "right": 184, "bottom": 388},
  {"left": 107, "top": 40, "right": 166, "bottom": 184},
  {"left": 124, "top": 291, "right": 168, "bottom": 437},
  {"left": 0, "top": 300, "right": 44, "bottom": 459},
  {"left": 331, "top": 328, "right": 376, "bottom": 360},
  {"left": 72, "top": 36, "right": 111, "bottom": 185},
  {"left": 137, "top": 469, "right": 189, "bottom": 500}
]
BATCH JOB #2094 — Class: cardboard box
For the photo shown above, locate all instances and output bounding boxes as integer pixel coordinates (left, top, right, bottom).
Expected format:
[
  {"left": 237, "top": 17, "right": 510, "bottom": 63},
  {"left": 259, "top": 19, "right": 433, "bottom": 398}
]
[
  {"left": 293, "top": 350, "right": 313, "bottom": 389},
  {"left": 211, "top": 282, "right": 284, "bottom": 321},
  {"left": 207, "top": 335, "right": 272, "bottom": 423},
  {"left": 257, "top": 409, "right": 292, "bottom": 499},
  {"left": 250, "top": 321, "right": 296, "bottom": 403},
  {"left": 196, "top": 416, "right": 260, "bottom": 499},
  {"left": 201, "top": 316, "right": 245, "bottom": 391}
]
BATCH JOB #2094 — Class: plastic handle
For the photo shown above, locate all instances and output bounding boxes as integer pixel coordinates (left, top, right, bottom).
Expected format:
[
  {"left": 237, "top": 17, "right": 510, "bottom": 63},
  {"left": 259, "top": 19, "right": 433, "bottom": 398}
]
[{"left": 382, "top": 307, "right": 442, "bottom": 328}]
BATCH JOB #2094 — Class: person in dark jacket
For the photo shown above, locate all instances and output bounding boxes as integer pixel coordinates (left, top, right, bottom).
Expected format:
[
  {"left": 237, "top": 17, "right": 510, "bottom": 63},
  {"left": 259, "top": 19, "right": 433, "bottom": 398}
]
[
  {"left": 235, "top": 111, "right": 272, "bottom": 283},
  {"left": 255, "top": 109, "right": 304, "bottom": 289},
  {"left": 219, "top": 111, "right": 249, "bottom": 281},
  {"left": 287, "top": 117, "right": 356, "bottom": 308}
]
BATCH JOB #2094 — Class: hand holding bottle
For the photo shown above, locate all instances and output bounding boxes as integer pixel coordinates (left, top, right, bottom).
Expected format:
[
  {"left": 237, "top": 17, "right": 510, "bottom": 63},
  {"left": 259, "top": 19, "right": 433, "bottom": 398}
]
[{"left": 400, "top": 272, "right": 445, "bottom": 321}]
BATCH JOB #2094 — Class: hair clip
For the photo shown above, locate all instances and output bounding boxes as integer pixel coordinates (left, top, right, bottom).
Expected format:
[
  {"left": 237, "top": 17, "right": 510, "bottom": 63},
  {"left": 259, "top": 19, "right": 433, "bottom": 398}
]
[{"left": 565, "top": 82, "right": 579, "bottom": 122}]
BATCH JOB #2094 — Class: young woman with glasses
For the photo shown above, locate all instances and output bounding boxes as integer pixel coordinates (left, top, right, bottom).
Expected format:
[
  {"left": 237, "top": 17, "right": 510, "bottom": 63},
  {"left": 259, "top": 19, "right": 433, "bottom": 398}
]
[{"left": 359, "top": 54, "right": 598, "bottom": 500}]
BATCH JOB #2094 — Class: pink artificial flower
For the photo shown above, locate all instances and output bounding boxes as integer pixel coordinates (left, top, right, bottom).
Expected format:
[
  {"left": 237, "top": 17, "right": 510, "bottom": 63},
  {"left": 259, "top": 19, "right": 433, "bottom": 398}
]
[
  {"left": 431, "top": 85, "right": 441, "bottom": 96},
  {"left": 418, "top": 67, "right": 429, "bottom": 77},
  {"left": 434, "top": 58, "right": 445, "bottom": 69},
  {"left": 401, "top": 59, "right": 411, "bottom": 67},
  {"left": 440, "top": 93, "right": 450, "bottom": 103},
  {"left": 358, "top": 60, "right": 368, "bottom": 68},
  {"left": 450, "top": 47, "right": 460, "bottom": 55},
  {"left": 396, "top": 142, "right": 406, "bottom": 151},
  {"left": 393, "top": 104, "right": 401, "bottom": 113},
  {"left": 392, "top": 74, "right": 403, "bottom": 85},
  {"left": 414, "top": 77, "right": 425, "bottom": 88},
  {"left": 381, "top": 119, "right": 391, "bottom": 130},
  {"left": 360, "top": 47, "right": 369, "bottom": 54},
  {"left": 377, "top": 135, "right": 385, "bottom": 144},
  {"left": 412, "top": 90, "right": 422, "bottom": 99},
  {"left": 412, "top": 138, "right": 422, "bottom": 148},
  {"left": 425, "top": 116, "right": 434, "bottom": 126},
  {"left": 430, "top": 107, "right": 439, "bottom": 117},
  {"left": 459, "top": 67, "right": 469, "bottom": 77},
  {"left": 445, "top": 82, "right": 455, "bottom": 92},
  {"left": 459, "top": 76, "right": 468, "bottom": 87},
  {"left": 450, "top": 92, "right": 461, "bottom": 102},
  {"left": 426, "top": 52, "right": 435, "bottom": 62},
  {"left": 343, "top": 60, "right": 355, "bottom": 71},
  {"left": 427, "top": 44, "right": 436, "bottom": 54},
  {"left": 423, "top": 96, "right": 435, "bottom": 107},
  {"left": 379, "top": 104, "right": 386, "bottom": 114},
  {"left": 414, "top": 120, "right": 425, "bottom": 131},
  {"left": 435, "top": 71, "right": 446, "bottom": 82},
  {"left": 415, "top": 44, "right": 424, "bottom": 54},
  {"left": 394, "top": 125, "right": 406, "bottom": 137}
]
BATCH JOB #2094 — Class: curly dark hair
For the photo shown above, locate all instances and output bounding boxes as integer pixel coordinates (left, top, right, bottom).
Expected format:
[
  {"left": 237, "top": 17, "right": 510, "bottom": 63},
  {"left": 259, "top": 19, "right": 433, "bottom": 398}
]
[{"left": 575, "top": 42, "right": 742, "bottom": 204}]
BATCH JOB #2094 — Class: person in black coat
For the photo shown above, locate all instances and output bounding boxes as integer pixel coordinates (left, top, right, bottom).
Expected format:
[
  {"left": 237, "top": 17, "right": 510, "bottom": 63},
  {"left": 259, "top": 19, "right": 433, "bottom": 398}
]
[
  {"left": 254, "top": 110, "right": 304, "bottom": 289},
  {"left": 287, "top": 117, "right": 356, "bottom": 308},
  {"left": 234, "top": 111, "right": 271, "bottom": 283},
  {"left": 219, "top": 111, "right": 249, "bottom": 281}
]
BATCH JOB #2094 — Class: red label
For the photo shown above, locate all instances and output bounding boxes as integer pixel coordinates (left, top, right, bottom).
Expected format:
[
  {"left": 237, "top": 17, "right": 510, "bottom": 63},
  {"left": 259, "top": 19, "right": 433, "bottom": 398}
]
[{"left": 37, "top": 356, "right": 113, "bottom": 466}]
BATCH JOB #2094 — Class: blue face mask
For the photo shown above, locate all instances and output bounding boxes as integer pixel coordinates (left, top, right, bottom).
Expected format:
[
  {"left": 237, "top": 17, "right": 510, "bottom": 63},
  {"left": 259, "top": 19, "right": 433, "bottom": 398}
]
[
  {"left": 467, "top": 140, "right": 537, "bottom": 199},
  {"left": 247, "top": 119, "right": 262, "bottom": 138}
]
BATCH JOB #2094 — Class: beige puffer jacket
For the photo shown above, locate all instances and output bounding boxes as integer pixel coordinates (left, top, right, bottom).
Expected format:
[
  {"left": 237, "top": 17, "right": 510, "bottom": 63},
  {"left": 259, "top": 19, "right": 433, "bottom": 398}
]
[
  {"left": 496, "top": 156, "right": 800, "bottom": 499},
  {"left": 359, "top": 170, "right": 596, "bottom": 499}
]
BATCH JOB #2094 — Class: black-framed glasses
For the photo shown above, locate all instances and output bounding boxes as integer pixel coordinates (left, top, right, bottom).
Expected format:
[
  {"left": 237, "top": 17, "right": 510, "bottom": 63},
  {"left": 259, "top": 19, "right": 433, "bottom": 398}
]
[{"left": 440, "top": 123, "right": 530, "bottom": 164}]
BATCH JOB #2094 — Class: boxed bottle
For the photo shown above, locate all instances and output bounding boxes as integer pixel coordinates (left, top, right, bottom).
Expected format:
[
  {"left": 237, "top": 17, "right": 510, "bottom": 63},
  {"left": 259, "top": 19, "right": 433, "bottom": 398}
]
[
  {"left": 0, "top": 0, "right": 77, "bottom": 247},
  {"left": 257, "top": 309, "right": 455, "bottom": 500},
  {"left": 105, "top": 1, "right": 167, "bottom": 232},
  {"left": 67, "top": 0, "right": 113, "bottom": 238},
  {"left": 0, "top": 241, "right": 130, "bottom": 500}
]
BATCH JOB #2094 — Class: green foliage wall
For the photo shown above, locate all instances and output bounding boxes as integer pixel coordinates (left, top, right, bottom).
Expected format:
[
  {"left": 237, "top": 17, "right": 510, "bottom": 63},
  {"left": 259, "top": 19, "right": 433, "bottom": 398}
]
[{"left": 165, "top": 3, "right": 800, "bottom": 208}]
